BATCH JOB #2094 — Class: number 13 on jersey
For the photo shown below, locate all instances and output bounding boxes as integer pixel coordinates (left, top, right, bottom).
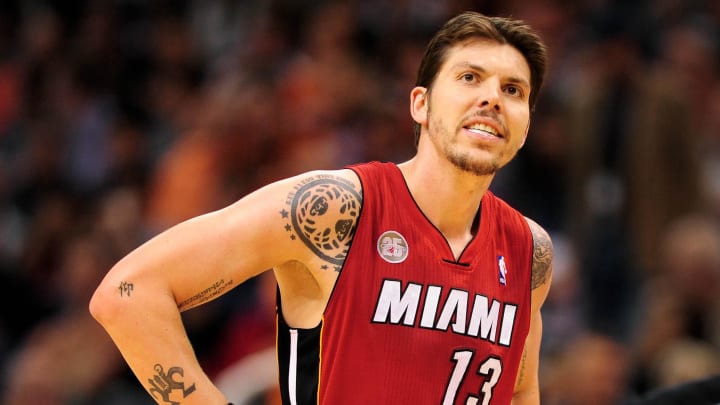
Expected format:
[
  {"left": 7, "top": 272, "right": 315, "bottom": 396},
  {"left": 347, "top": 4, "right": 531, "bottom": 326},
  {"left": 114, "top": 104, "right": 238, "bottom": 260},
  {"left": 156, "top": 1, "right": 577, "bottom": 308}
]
[{"left": 443, "top": 350, "right": 502, "bottom": 405}]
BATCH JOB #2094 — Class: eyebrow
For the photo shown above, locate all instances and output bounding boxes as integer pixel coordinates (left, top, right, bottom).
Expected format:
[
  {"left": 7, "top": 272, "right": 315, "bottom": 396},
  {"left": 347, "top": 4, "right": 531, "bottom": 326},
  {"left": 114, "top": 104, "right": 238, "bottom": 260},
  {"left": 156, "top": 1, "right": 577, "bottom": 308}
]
[{"left": 453, "top": 62, "right": 531, "bottom": 90}]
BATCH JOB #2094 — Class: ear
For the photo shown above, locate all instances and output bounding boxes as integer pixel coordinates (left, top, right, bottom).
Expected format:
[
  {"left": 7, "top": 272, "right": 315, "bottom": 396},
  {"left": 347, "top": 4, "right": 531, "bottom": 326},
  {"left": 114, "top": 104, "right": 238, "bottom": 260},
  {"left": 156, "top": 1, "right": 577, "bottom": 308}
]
[{"left": 410, "top": 86, "right": 428, "bottom": 126}]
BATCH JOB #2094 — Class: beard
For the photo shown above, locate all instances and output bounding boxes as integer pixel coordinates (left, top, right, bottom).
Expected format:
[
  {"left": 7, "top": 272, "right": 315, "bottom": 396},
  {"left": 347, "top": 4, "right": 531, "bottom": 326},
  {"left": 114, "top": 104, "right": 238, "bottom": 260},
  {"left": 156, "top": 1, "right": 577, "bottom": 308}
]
[
  {"left": 427, "top": 112, "right": 509, "bottom": 176},
  {"left": 446, "top": 150, "right": 500, "bottom": 176}
]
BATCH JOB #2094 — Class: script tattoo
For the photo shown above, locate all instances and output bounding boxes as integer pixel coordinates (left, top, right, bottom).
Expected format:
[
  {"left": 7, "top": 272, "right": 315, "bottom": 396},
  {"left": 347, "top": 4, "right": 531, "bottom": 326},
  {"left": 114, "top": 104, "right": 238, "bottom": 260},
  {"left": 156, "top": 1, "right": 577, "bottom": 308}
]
[
  {"left": 118, "top": 281, "right": 133, "bottom": 297},
  {"left": 147, "top": 363, "right": 196, "bottom": 404},
  {"left": 526, "top": 218, "right": 553, "bottom": 290},
  {"left": 515, "top": 349, "right": 528, "bottom": 389},
  {"left": 177, "top": 279, "right": 233, "bottom": 311},
  {"left": 281, "top": 175, "right": 361, "bottom": 271}
]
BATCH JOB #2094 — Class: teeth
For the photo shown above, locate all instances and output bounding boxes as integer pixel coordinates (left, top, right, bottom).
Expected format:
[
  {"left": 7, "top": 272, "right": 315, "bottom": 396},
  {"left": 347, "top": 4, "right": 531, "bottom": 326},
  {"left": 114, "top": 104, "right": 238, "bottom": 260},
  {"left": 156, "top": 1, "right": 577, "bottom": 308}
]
[{"left": 467, "top": 123, "right": 498, "bottom": 136}]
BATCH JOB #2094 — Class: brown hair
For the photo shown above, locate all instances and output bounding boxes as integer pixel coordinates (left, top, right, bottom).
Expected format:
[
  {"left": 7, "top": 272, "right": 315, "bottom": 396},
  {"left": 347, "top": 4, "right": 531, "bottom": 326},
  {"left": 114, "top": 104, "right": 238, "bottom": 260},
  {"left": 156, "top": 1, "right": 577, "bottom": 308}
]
[{"left": 414, "top": 12, "right": 548, "bottom": 144}]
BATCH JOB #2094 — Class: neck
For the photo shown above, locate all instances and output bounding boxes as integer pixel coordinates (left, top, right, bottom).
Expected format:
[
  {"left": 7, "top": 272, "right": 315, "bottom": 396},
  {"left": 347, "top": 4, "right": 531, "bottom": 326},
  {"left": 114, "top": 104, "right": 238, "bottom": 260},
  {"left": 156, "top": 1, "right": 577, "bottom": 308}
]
[{"left": 397, "top": 156, "right": 493, "bottom": 239}]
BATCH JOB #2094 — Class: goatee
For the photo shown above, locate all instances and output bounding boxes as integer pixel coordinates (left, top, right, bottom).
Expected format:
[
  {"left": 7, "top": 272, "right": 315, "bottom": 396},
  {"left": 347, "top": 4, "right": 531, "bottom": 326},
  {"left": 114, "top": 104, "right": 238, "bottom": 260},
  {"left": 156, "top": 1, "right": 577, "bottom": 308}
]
[{"left": 447, "top": 152, "right": 500, "bottom": 176}]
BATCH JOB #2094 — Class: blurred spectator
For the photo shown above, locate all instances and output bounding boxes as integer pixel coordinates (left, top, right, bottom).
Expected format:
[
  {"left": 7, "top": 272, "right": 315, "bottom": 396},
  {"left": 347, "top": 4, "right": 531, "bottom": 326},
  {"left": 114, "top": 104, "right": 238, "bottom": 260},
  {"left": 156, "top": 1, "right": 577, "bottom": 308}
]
[
  {"left": 561, "top": 19, "right": 645, "bottom": 340},
  {"left": 3, "top": 231, "right": 125, "bottom": 404},
  {"left": 629, "top": 213, "right": 720, "bottom": 394},
  {"left": 542, "top": 332, "right": 631, "bottom": 405},
  {"left": 700, "top": 81, "right": 720, "bottom": 217},
  {"left": 651, "top": 339, "right": 720, "bottom": 389},
  {"left": 625, "top": 20, "right": 715, "bottom": 275}
]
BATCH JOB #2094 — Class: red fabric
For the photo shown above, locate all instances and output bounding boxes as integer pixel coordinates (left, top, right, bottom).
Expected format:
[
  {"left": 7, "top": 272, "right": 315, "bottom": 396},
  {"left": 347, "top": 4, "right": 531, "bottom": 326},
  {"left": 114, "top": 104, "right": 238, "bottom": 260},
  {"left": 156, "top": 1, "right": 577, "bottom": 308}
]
[{"left": 317, "top": 162, "right": 533, "bottom": 404}]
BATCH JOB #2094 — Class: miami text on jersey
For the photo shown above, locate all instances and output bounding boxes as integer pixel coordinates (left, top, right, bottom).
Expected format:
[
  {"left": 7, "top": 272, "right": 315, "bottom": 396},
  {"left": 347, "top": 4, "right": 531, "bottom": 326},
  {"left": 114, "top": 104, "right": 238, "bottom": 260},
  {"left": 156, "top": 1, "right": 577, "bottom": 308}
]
[{"left": 371, "top": 279, "right": 518, "bottom": 347}]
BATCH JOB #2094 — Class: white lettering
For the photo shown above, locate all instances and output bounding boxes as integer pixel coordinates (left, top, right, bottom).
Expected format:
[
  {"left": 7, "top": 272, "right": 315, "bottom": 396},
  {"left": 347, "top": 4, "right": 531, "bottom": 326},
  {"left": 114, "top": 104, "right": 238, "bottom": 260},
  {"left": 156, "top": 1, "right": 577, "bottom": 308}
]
[
  {"left": 436, "top": 289, "right": 468, "bottom": 334},
  {"left": 373, "top": 280, "right": 421, "bottom": 326},
  {"left": 372, "top": 279, "right": 519, "bottom": 347},
  {"left": 467, "top": 296, "right": 500, "bottom": 342},
  {"left": 498, "top": 304, "right": 517, "bottom": 346},
  {"left": 420, "top": 285, "right": 442, "bottom": 328}
]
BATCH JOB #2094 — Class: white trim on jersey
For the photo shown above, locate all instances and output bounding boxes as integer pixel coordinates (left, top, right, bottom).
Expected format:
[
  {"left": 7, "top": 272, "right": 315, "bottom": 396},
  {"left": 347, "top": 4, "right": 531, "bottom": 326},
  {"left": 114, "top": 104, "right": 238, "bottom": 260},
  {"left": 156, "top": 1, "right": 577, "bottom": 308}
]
[{"left": 289, "top": 329, "right": 299, "bottom": 405}]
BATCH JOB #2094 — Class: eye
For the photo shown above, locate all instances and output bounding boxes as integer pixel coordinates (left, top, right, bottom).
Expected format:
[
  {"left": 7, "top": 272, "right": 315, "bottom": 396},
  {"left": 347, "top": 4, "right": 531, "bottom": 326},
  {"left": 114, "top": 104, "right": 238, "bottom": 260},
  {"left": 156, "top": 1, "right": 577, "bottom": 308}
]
[
  {"left": 504, "top": 85, "right": 524, "bottom": 98},
  {"left": 460, "top": 73, "right": 476, "bottom": 82}
]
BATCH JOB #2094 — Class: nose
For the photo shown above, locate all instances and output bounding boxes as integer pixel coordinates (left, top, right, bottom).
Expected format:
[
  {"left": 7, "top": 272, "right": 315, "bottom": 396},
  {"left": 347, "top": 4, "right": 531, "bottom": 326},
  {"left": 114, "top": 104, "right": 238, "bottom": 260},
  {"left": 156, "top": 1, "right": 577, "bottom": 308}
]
[{"left": 478, "top": 78, "right": 502, "bottom": 111}]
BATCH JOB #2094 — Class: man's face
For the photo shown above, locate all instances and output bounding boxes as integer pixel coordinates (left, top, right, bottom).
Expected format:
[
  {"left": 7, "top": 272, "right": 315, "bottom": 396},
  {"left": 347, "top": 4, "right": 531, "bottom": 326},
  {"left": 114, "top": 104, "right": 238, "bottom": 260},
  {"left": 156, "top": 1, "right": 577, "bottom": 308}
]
[{"left": 412, "top": 39, "right": 532, "bottom": 176}]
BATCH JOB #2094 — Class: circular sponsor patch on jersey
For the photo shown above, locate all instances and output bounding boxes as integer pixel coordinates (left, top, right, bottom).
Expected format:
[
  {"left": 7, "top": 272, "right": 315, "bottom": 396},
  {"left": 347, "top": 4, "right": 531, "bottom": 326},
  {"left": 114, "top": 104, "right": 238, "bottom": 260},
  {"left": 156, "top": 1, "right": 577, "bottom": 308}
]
[{"left": 377, "top": 230, "right": 409, "bottom": 263}]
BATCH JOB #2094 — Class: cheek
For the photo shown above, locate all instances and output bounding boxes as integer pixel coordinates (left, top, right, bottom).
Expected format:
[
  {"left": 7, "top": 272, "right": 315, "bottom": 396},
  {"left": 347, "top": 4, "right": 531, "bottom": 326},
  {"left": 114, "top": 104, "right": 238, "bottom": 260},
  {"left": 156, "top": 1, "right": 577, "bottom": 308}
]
[
  {"left": 512, "top": 110, "right": 530, "bottom": 137},
  {"left": 431, "top": 87, "right": 469, "bottom": 112}
]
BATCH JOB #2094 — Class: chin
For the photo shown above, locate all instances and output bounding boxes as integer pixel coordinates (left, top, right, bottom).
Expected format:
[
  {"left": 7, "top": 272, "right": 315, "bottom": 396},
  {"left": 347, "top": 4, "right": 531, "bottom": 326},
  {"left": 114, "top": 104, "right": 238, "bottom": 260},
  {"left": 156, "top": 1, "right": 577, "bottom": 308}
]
[
  {"left": 447, "top": 146, "right": 506, "bottom": 174},
  {"left": 448, "top": 155, "right": 499, "bottom": 176}
]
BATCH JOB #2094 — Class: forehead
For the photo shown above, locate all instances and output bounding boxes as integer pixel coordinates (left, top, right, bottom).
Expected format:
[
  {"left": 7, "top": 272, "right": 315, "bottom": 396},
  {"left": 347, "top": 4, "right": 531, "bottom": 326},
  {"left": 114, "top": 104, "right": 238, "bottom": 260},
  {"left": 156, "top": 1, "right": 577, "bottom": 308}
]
[{"left": 440, "top": 39, "right": 531, "bottom": 81}]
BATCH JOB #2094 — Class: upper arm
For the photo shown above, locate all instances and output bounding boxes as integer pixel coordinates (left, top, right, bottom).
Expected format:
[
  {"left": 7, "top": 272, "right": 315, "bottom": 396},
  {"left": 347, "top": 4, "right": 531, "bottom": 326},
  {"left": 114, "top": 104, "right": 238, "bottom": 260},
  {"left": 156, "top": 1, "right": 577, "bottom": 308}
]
[
  {"left": 527, "top": 217, "right": 553, "bottom": 299},
  {"left": 512, "top": 217, "right": 553, "bottom": 404},
  {"left": 96, "top": 169, "right": 363, "bottom": 311}
]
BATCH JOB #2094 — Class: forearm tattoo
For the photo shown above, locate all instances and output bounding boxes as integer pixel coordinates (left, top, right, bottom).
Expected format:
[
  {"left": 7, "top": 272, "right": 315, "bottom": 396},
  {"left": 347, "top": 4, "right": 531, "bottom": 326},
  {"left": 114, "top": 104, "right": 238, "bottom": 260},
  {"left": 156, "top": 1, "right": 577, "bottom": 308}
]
[
  {"left": 527, "top": 219, "right": 553, "bottom": 290},
  {"left": 147, "top": 363, "right": 196, "bottom": 404},
  {"left": 281, "top": 174, "right": 361, "bottom": 272},
  {"left": 177, "top": 279, "right": 233, "bottom": 311}
]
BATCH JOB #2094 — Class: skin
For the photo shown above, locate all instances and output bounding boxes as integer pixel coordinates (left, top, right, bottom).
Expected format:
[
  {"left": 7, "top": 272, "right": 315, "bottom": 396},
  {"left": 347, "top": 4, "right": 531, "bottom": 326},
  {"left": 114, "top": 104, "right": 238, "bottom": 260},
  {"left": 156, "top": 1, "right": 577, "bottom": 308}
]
[{"left": 89, "top": 38, "right": 552, "bottom": 405}]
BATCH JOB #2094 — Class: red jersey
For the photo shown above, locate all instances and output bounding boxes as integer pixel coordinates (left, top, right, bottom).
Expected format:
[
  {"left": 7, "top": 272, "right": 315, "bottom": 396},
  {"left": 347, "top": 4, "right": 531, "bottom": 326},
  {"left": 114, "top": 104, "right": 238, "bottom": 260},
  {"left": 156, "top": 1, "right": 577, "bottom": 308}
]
[{"left": 277, "top": 161, "right": 533, "bottom": 405}]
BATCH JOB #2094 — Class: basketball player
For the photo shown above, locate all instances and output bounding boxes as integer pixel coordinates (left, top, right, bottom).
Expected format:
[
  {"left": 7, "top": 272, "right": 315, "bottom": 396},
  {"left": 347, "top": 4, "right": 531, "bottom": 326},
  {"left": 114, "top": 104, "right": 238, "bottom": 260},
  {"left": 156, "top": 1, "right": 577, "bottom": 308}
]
[{"left": 90, "top": 11, "right": 552, "bottom": 405}]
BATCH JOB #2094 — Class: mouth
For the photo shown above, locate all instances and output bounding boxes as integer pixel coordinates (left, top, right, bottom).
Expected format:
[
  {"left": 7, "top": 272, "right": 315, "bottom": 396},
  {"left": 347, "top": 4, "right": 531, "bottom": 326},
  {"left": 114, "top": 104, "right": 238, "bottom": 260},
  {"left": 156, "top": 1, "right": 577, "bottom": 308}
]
[{"left": 464, "top": 122, "right": 503, "bottom": 139}]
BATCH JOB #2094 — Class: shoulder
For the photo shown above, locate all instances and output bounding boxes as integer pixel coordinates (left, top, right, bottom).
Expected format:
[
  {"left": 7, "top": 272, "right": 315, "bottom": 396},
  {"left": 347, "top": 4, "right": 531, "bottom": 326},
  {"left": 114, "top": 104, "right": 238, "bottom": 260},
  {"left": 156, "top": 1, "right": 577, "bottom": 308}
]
[
  {"left": 277, "top": 168, "right": 363, "bottom": 270},
  {"left": 284, "top": 168, "right": 362, "bottom": 190},
  {"left": 284, "top": 168, "right": 363, "bottom": 207},
  {"left": 523, "top": 217, "right": 553, "bottom": 290},
  {"left": 269, "top": 168, "right": 363, "bottom": 206}
]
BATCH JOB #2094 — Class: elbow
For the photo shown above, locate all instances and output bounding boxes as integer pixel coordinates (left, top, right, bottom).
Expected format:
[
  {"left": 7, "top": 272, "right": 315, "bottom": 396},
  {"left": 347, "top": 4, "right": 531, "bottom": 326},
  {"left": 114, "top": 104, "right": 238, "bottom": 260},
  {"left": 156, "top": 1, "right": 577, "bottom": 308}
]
[
  {"left": 89, "top": 268, "right": 136, "bottom": 327},
  {"left": 89, "top": 262, "right": 175, "bottom": 328},
  {"left": 88, "top": 278, "right": 117, "bottom": 326},
  {"left": 89, "top": 255, "right": 145, "bottom": 326}
]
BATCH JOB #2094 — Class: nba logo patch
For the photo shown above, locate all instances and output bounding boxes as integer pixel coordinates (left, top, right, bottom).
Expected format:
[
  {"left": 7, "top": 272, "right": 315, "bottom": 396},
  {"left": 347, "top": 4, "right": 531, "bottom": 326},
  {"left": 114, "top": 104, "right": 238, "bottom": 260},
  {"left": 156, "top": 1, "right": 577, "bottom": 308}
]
[{"left": 498, "top": 255, "right": 508, "bottom": 286}]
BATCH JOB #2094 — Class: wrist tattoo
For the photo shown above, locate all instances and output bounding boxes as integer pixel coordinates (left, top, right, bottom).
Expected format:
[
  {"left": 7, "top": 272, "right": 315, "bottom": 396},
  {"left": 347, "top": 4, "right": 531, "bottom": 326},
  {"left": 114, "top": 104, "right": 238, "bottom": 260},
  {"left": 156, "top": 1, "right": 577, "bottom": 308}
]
[{"left": 147, "top": 363, "right": 196, "bottom": 404}]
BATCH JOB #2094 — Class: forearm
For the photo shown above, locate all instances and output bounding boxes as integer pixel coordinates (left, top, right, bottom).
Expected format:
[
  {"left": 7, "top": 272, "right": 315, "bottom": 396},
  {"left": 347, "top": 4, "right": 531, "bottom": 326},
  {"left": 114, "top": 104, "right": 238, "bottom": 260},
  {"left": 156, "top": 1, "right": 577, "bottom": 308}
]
[
  {"left": 90, "top": 279, "right": 228, "bottom": 404},
  {"left": 511, "top": 311, "right": 544, "bottom": 405},
  {"left": 511, "top": 386, "right": 540, "bottom": 405}
]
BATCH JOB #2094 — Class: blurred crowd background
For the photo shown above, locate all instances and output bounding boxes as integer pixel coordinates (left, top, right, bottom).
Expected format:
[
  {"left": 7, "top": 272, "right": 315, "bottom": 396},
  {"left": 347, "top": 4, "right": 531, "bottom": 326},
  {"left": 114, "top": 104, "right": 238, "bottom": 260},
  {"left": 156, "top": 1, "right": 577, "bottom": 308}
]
[{"left": 0, "top": 0, "right": 719, "bottom": 404}]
